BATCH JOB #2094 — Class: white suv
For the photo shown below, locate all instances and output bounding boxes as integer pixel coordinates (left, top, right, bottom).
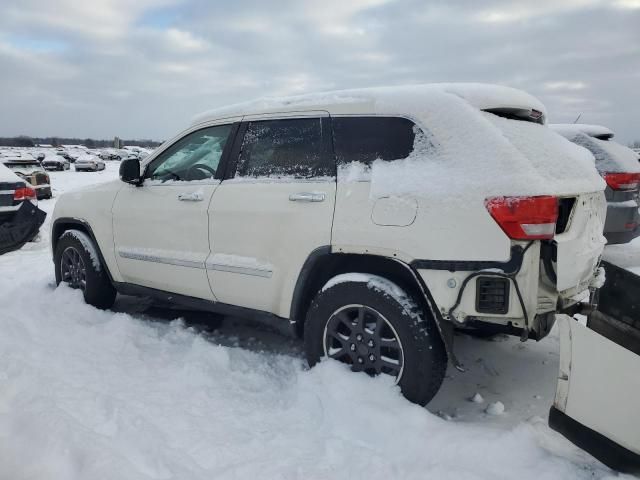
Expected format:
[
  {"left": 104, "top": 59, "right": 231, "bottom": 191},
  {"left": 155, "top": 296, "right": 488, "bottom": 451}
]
[{"left": 51, "top": 84, "right": 607, "bottom": 405}]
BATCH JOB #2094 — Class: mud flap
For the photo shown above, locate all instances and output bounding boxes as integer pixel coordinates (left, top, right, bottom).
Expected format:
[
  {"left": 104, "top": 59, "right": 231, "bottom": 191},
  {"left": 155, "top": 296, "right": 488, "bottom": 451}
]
[
  {"left": 550, "top": 279, "right": 640, "bottom": 474},
  {"left": 0, "top": 202, "right": 46, "bottom": 255}
]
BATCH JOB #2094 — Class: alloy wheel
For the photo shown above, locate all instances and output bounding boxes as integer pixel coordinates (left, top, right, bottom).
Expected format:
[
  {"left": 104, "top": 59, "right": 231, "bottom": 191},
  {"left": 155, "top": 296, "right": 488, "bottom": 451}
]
[
  {"left": 60, "top": 246, "right": 87, "bottom": 290},
  {"left": 323, "top": 304, "right": 405, "bottom": 382}
]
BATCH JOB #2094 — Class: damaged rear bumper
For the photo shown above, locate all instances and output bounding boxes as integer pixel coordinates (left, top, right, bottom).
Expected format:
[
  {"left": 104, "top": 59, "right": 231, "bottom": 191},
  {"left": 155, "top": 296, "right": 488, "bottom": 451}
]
[
  {"left": 0, "top": 201, "right": 46, "bottom": 255},
  {"left": 550, "top": 264, "right": 640, "bottom": 474}
]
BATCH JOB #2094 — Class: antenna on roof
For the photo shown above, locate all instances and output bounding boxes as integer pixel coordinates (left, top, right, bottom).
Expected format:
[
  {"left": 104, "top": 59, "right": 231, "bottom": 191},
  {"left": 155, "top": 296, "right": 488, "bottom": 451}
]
[{"left": 573, "top": 113, "right": 582, "bottom": 124}]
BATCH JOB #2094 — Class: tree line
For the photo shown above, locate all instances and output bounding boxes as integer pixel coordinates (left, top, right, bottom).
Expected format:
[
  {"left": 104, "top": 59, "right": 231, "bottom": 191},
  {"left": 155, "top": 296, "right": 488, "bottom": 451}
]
[{"left": 0, "top": 136, "right": 161, "bottom": 148}]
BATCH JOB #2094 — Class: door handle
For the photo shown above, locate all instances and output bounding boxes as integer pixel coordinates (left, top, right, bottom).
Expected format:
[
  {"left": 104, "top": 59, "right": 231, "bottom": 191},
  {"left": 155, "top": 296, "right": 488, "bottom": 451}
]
[
  {"left": 178, "top": 192, "right": 204, "bottom": 202},
  {"left": 289, "top": 192, "right": 325, "bottom": 202}
]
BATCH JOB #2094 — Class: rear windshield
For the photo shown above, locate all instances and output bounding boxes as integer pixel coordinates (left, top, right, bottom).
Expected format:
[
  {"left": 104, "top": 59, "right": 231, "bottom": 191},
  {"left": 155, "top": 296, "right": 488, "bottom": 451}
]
[
  {"left": 4, "top": 162, "right": 41, "bottom": 170},
  {"left": 569, "top": 133, "right": 640, "bottom": 173}
]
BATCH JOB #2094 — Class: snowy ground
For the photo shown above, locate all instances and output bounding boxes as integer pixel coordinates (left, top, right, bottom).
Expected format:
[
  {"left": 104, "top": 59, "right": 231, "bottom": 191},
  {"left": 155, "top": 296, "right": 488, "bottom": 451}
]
[{"left": 0, "top": 164, "right": 636, "bottom": 479}]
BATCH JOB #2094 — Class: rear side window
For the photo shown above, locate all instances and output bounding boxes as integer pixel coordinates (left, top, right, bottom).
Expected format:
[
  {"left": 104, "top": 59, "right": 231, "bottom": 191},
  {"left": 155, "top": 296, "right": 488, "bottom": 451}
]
[
  {"left": 236, "top": 118, "right": 333, "bottom": 178},
  {"left": 332, "top": 117, "right": 417, "bottom": 165}
]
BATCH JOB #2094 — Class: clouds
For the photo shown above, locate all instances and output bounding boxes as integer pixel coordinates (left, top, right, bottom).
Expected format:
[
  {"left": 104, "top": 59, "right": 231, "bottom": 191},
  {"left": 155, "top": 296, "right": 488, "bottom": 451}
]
[{"left": 0, "top": 0, "right": 638, "bottom": 142}]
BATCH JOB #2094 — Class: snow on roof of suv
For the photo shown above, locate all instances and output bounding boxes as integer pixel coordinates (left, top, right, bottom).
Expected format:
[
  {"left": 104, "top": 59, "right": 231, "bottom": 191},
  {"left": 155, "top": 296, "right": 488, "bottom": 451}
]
[
  {"left": 190, "top": 83, "right": 602, "bottom": 199},
  {"left": 192, "top": 83, "right": 547, "bottom": 125}
]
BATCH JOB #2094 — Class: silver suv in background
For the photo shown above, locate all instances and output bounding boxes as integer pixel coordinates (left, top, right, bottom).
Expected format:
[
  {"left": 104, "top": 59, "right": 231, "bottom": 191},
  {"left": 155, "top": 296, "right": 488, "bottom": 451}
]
[{"left": 551, "top": 124, "right": 640, "bottom": 244}]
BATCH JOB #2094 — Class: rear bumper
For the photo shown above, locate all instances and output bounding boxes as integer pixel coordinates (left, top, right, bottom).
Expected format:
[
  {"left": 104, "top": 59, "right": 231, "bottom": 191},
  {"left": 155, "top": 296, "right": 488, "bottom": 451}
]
[
  {"left": 604, "top": 201, "right": 640, "bottom": 244},
  {"left": 549, "top": 406, "right": 640, "bottom": 473},
  {"left": 34, "top": 185, "right": 52, "bottom": 199},
  {"left": 0, "top": 201, "right": 47, "bottom": 255}
]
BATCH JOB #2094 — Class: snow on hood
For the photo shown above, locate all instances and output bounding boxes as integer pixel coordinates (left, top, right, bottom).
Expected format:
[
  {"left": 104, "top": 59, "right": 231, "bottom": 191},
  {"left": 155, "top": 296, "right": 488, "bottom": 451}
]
[
  {"left": 191, "top": 83, "right": 546, "bottom": 126},
  {"left": 0, "top": 162, "right": 26, "bottom": 184}
]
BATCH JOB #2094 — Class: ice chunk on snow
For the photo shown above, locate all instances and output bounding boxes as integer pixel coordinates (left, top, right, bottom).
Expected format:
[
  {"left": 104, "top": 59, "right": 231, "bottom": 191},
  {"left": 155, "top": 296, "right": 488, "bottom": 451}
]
[
  {"left": 471, "top": 393, "right": 484, "bottom": 404},
  {"left": 485, "top": 401, "right": 505, "bottom": 415}
]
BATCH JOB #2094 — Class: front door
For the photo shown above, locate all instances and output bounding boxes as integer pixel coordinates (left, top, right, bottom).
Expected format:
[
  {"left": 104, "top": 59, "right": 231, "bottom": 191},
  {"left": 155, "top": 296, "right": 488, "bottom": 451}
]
[
  {"left": 112, "top": 122, "right": 236, "bottom": 300},
  {"left": 206, "top": 114, "right": 336, "bottom": 317}
]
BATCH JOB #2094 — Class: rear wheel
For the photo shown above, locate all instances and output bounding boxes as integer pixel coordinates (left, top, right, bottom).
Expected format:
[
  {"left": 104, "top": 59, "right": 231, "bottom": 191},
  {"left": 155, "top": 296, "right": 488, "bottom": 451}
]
[
  {"left": 304, "top": 276, "right": 447, "bottom": 406},
  {"left": 54, "top": 230, "right": 116, "bottom": 309}
]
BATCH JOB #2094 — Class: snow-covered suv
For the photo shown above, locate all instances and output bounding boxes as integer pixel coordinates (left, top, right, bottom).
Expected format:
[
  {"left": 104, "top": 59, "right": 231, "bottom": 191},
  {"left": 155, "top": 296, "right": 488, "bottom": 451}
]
[{"left": 50, "top": 84, "right": 607, "bottom": 405}]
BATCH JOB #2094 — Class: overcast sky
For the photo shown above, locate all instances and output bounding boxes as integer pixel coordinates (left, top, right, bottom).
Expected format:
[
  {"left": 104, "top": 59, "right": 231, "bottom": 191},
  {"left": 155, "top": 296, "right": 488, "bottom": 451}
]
[{"left": 1, "top": 0, "right": 638, "bottom": 143}]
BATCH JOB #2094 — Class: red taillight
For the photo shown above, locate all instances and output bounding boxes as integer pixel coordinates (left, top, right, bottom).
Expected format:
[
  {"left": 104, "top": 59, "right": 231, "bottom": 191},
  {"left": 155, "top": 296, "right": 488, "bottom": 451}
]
[
  {"left": 603, "top": 172, "right": 640, "bottom": 191},
  {"left": 485, "top": 196, "right": 559, "bottom": 240},
  {"left": 14, "top": 186, "right": 37, "bottom": 202}
]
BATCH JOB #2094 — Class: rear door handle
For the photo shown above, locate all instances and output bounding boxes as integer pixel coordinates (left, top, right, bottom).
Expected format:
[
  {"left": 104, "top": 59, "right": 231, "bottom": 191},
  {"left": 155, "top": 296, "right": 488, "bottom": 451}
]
[
  {"left": 178, "top": 192, "right": 204, "bottom": 202},
  {"left": 289, "top": 192, "right": 325, "bottom": 202}
]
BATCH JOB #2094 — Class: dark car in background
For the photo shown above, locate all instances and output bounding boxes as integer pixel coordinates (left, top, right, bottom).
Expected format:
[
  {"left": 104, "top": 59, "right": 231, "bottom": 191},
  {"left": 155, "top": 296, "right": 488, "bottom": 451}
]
[
  {"left": 42, "top": 154, "right": 71, "bottom": 171},
  {"left": 551, "top": 124, "right": 640, "bottom": 244},
  {"left": 1, "top": 153, "right": 53, "bottom": 200}
]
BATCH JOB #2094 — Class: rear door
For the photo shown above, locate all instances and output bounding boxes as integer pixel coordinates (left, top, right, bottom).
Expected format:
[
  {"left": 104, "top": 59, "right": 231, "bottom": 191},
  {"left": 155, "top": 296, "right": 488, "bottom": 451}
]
[
  {"left": 206, "top": 113, "right": 336, "bottom": 317},
  {"left": 112, "top": 121, "right": 237, "bottom": 300}
]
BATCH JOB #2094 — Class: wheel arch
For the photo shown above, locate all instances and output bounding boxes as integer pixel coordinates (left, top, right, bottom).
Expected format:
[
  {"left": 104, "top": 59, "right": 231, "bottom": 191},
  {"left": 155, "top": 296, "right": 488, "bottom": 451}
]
[
  {"left": 290, "top": 249, "right": 444, "bottom": 340},
  {"left": 51, "top": 218, "right": 115, "bottom": 283}
]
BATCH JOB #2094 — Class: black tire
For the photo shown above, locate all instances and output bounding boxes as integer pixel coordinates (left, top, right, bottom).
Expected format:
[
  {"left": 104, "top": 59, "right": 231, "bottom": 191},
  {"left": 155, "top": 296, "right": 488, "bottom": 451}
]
[
  {"left": 304, "top": 277, "right": 447, "bottom": 406},
  {"left": 54, "top": 230, "right": 116, "bottom": 310}
]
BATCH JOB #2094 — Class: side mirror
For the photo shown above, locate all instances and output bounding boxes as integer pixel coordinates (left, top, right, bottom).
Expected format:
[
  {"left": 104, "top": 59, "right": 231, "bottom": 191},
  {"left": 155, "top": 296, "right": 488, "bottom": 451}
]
[{"left": 119, "top": 158, "right": 142, "bottom": 185}]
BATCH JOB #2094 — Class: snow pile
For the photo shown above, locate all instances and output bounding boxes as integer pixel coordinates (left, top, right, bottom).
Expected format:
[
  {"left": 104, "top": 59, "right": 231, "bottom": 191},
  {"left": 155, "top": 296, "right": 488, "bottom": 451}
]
[
  {"left": 486, "top": 401, "right": 506, "bottom": 416},
  {"left": 471, "top": 392, "right": 485, "bottom": 404},
  {"left": 0, "top": 283, "right": 619, "bottom": 480}
]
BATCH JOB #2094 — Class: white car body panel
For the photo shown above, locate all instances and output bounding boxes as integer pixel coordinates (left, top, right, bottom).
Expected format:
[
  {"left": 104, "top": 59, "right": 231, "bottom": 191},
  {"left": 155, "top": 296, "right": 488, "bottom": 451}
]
[
  {"left": 112, "top": 181, "right": 219, "bottom": 301},
  {"left": 554, "top": 316, "right": 640, "bottom": 456},
  {"left": 207, "top": 179, "right": 336, "bottom": 317}
]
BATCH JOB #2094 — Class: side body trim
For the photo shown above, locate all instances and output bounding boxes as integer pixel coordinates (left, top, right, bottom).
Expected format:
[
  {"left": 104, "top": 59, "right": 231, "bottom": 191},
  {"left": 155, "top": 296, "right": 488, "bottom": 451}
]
[
  {"left": 410, "top": 245, "right": 524, "bottom": 274},
  {"left": 118, "top": 248, "right": 205, "bottom": 269}
]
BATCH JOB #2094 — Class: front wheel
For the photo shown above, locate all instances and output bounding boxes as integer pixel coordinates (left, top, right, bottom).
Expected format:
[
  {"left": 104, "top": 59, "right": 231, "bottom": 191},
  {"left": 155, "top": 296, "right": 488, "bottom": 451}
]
[
  {"left": 304, "top": 275, "right": 447, "bottom": 406},
  {"left": 54, "top": 230, "right": 116, "bottom": 309}
]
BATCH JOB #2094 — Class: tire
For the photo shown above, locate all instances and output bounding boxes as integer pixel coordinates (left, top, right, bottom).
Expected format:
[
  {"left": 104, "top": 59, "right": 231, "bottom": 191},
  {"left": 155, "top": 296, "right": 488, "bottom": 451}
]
[
  {"left": 54, "top": 230, "right": 116, "bottom": 310},
  {"left": 304, "top": 275, "right": 447, "bottom": 406}
]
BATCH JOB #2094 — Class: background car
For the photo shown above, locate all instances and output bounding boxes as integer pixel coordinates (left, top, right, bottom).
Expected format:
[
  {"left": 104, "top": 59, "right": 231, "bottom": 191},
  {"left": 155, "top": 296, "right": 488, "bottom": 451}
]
[
  {"left": 74, "top": 154, "right": 106, "bottom": 172},
  {"left": 551, "top": 124, "right": 640, "bottom": 244},
  {"left": 1, "top": 153, "right": 52, "bottom": 199},
  {"left": 0, "top": 163, "right": 46, "bottom": 255},
  {"left": 42, "top": 154, "right": 71, "bottom": 171}
]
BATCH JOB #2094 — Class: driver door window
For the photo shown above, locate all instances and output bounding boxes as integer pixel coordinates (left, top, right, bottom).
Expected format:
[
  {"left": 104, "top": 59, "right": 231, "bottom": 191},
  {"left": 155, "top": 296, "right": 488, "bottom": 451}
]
[{"left": 146, "top": 124, "right": 232, "bottom": 182}]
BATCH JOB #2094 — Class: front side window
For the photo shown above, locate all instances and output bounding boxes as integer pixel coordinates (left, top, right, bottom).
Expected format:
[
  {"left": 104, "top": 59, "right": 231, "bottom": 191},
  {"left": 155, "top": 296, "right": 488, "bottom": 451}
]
[
  {"left": 146, "top": 124, "right": 232, "bottom": 182},
  {"left": 236, "top": 118, "right": 333, "bottom": 178},
  {"left": 332, "top": 116, "right": 418, "bottom": 165}
]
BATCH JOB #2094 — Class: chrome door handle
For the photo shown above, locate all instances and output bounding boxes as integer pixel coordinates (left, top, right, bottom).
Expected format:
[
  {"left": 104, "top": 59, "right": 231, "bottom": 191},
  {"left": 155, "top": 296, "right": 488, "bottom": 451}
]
[
  {"left": 289, "top": 192, "right": 325, "bottom": 202},
  {"left": 178, "top": 192, "right": 204, "bottom": 202}
]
